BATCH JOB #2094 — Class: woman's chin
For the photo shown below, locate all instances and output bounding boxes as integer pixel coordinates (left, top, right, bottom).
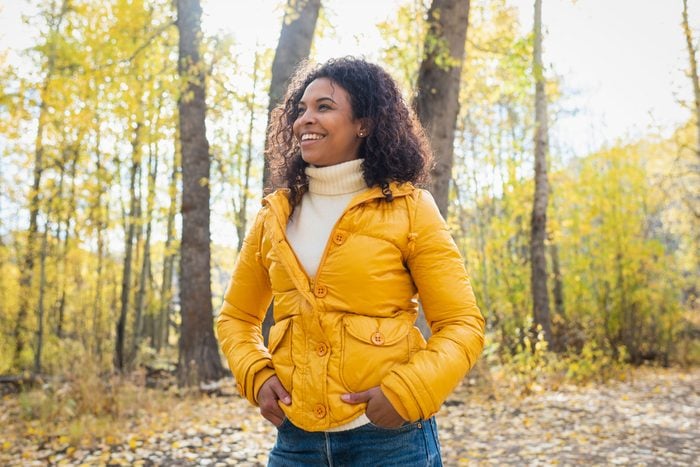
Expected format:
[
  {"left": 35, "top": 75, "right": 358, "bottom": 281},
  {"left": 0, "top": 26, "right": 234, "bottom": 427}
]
[{"left": 301, "top": 153, "right": 322, "bottom": 166}]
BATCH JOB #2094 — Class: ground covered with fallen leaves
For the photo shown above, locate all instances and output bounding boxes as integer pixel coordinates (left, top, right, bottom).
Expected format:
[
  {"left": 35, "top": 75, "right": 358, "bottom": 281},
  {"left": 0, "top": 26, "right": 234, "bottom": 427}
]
[{"left": 1, "top": 367, "right": 698, "bottom": 466}]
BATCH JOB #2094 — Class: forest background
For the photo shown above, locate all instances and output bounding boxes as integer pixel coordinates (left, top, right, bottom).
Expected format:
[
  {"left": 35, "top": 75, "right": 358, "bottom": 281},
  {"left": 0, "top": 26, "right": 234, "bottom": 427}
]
[{"left": 0, "top": 0, "right": 699, "bottom": 447}]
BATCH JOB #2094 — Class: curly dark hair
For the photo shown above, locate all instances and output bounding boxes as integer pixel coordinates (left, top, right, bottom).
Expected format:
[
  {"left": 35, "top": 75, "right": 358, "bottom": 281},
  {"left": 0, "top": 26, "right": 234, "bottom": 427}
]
[{"left": 266, "top": 57, "right": 433, "bottom": 206}]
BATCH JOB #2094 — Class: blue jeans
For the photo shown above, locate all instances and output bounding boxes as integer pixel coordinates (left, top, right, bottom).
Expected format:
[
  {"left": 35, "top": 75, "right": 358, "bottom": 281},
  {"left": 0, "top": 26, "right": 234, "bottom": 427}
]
[{"left": 268, "top": 417, "right": 443, "bottom": 466}]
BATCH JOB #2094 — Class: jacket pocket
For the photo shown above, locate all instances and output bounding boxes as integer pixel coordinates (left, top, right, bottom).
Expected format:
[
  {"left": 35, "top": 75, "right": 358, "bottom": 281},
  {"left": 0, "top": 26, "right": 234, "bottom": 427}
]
[
  {"left": 268, "top": 317, "right": 294, "bottom": 393},
  {"left": 340, "top": 315, "right": 412, "bottom": 392}
]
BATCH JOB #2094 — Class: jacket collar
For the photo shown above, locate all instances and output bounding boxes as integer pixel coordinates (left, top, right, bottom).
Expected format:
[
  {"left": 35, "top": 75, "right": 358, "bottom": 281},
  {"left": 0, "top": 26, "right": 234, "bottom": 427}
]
[{"left": 262, "top": 182, "right": 416, "bottom": 227}]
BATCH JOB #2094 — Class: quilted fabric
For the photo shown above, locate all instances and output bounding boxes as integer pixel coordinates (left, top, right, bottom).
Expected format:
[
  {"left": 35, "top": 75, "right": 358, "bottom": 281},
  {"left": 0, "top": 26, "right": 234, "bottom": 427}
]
[{"left": 216, "top": 182, "right": 484, "bottom": 431}]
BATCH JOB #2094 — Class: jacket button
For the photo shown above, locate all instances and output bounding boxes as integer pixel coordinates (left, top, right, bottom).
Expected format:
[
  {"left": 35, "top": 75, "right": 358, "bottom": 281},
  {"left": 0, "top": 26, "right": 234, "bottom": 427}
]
[
  {"left": 333, "top": 231, "right": 346, "bottom": 245},
  {"left": 371, "top": 332, "right": 385, "bottom": 346},
  {"left": 314, "top": 284, "right": 327, "bottom": 298},
  {"left": 313, "top": 404, "right": 327, "bottom": 418},
  {"left": 316, "top": 343, "right": 329, "bottom": 357}
]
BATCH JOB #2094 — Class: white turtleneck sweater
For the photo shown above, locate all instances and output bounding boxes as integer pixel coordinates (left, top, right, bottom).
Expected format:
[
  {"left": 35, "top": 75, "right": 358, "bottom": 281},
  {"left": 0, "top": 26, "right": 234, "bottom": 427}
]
[
  {"left": 286, "top": 158, "right": 371, "bottom": 432},
  {"left": 286, "top": 158, "right": 367, "bottom": 278}
]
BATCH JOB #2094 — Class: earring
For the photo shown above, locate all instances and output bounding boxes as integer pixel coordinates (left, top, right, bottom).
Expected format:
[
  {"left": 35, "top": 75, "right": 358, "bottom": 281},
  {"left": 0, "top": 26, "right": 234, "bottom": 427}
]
[{"left": 359, "top": 131, "right": 366, "bottom": 137}]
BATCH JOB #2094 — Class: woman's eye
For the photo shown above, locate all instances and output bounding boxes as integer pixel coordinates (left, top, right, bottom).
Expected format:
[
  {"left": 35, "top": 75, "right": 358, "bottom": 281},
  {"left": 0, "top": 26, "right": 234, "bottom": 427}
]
[
  {"left": 318, "top": 104, "right": 330, "bottom": 111},
  {"left": 296, "top": 107, "right": 306, "bottom": 116}
]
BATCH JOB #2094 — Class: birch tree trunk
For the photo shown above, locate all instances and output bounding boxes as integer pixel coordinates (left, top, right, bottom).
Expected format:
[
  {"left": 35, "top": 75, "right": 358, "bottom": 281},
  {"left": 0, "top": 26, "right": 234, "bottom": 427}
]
[
  {"left": 530, "top": 0, "right": 554, "bottom": 346},
  {"left": 414, "top": 0, "right": 470, "bottom": 217},
  {"left": 177, "top": 0, "right": 225, "bottom": 386}
]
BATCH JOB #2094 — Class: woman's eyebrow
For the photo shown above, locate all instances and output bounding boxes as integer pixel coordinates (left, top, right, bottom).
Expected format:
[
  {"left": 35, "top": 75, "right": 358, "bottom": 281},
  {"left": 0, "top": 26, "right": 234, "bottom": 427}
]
[
  {"left": 298, "top": 96, "right": 337, "bottom": 105},
  {"left": 316, "top": 96, "right": 336, "bottom": 104}
]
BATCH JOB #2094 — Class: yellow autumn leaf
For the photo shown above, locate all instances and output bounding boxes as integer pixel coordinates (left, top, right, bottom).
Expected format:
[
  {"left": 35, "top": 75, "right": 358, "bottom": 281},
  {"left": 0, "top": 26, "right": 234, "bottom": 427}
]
[{"left": 128, "top": 437, "right": 139, "bottom": 450}]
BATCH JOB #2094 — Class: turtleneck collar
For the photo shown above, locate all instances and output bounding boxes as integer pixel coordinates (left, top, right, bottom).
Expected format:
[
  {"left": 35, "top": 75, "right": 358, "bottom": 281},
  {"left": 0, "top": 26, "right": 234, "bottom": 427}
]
[{"left": 306, "top": 158, "right": 368, "bottom": 196}]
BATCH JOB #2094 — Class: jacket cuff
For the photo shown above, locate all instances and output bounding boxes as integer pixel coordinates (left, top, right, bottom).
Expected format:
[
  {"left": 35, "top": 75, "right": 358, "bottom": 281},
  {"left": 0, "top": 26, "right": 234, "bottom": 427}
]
[
  {"left": 381, "top": 369, "right": 434, "bottom": 421},
  {"left": 251, "top": 367, "right": 276, "bottom": 405},
  {"left": 380, "top": 384, "right": 411, "bottom": 421}
]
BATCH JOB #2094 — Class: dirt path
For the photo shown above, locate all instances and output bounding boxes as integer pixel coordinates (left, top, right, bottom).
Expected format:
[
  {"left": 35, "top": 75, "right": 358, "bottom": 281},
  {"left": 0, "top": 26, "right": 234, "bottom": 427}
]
[
  {"left": 2, "top": 368, "right": 698, "bottom": 466},
  {"left": 439, "top": 368, "right": 699, "bottom": 465}
]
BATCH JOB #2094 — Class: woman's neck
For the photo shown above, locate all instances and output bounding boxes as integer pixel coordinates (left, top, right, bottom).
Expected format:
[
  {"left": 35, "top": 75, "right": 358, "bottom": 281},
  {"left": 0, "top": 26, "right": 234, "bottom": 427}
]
[{"left": 306, "top": 158, "right": 367, "bottom": 196}]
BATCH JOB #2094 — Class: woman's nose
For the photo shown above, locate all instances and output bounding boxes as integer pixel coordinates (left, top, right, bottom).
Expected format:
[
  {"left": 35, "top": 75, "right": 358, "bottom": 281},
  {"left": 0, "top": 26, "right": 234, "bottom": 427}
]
[{"left": 298, "top": 109, "right": 316, "bottom": 124}]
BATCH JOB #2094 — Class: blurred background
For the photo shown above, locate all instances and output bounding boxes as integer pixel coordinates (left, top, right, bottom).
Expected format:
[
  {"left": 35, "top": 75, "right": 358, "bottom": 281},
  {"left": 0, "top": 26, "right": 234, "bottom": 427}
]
[{"left": 0, "top": 0, "right": 698, "bottom": 411}]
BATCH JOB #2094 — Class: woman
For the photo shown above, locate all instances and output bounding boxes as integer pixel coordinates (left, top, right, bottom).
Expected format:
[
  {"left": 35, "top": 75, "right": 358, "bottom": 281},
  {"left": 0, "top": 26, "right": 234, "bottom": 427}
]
[{"left": 217, "top": 57, "right": 484, "bottom": 466}]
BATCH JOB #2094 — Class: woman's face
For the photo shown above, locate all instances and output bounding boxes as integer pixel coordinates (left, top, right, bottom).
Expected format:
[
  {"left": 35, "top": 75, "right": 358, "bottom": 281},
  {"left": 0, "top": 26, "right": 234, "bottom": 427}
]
[{"left": 293, "top": 77, "right": 365, "bottom": 167}]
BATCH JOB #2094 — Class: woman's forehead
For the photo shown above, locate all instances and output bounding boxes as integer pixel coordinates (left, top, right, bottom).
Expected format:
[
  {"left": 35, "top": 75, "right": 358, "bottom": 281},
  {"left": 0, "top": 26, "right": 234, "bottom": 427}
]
[{"left": 301, "top": 77, "right": 350, "bottom": 102}]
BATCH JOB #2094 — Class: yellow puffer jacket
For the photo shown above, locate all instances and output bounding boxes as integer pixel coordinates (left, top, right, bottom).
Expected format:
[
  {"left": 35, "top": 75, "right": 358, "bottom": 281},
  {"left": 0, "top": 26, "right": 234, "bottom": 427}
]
[{"left": 216, "top": 182, "right": 484, "bottom": 432}]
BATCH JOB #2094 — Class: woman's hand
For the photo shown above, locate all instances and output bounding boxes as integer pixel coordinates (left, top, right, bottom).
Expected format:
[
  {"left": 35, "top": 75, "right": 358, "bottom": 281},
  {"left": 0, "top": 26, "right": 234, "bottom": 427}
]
[
  {"left": 257, "top": 375, "right": 291, "bottom": 427},
  {"left": 341, "top": 386, "right": 406, "bottom": 428}
]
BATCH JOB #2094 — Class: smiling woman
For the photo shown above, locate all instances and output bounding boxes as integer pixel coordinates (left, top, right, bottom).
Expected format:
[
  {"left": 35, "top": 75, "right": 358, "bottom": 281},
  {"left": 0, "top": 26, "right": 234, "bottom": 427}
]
[
  {"left": 268, "top": 58, "right": 432, "bottom": 206},
  {"left": 293, "top": 78, "right": 367, "bottom": 167},
  {"left": 216, "top": 57, "right": 485, "bottom": 466}
]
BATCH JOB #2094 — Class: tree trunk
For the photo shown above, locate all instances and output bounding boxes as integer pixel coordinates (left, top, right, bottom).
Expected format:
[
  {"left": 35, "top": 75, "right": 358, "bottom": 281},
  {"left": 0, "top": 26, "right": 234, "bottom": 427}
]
[
  {"left": 93, "top": 212, "right": 105, "bottom": 358},
  {"left": 262, "top": 0, "right": 321, "bottom": 191},
  {"left": 236, "top": 50, "right": 261, "bottom": 251},
  {"left": 55, "top": 143, "right": 79, "bottom": 339},
  {"left": 91, "top": 121, "right": 106, "bottom": 360},
  {"left": 414, "top": 0, "right": 470, "bottom": 217},
  {"left": 13, "top": 0, "right": 67, "bottom": 372},
  {"left": 682, "top": 0, "right": 700, "bottom": 160},
  {"left": 530, "top": 0, "right": 553, "bottom": 346},
  {"left": 157, "top": 144, "right": 178, "bottom": 352},
  {"left": 115, "top": 123, "right": 142, "bottom": 371},
  {"left": 132, "top": 143, "right": 157, "bottom": 359},
  {"left": 131, "top": 154, "right": 157, "bottom": 359},
  {"left": 549, "top": 241, "right": 564, "bottom": 317},
  {"left": 177, "top": 0, "right": 225, "bottom": 386},
  {"left": 14, "top": 102, "right": 46, "bottom": 369},
  {"left": 33, "top": 209, "right": 52, "bottom": 374}
]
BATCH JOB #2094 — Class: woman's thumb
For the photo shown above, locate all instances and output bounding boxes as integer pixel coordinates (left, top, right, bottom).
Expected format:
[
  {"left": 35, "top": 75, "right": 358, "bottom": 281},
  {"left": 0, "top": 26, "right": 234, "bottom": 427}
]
[{"left": 271, "top": 378, "right": 292, "bottom": 405}]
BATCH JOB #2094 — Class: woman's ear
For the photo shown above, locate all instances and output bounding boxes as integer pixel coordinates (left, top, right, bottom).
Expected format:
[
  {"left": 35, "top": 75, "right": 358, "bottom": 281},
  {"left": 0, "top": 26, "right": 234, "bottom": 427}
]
[{"left": 358, "top": 118, "right": 372, "bottom": 137}]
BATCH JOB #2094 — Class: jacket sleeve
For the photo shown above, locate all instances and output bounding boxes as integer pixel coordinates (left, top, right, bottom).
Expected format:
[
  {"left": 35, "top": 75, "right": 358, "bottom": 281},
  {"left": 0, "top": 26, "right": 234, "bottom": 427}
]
[
  {"left": 216, "top": 209, "right": 275, "bottom": 406},
  {"left": 381, "top": 189, "right": 485, "bottom": 421}
]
